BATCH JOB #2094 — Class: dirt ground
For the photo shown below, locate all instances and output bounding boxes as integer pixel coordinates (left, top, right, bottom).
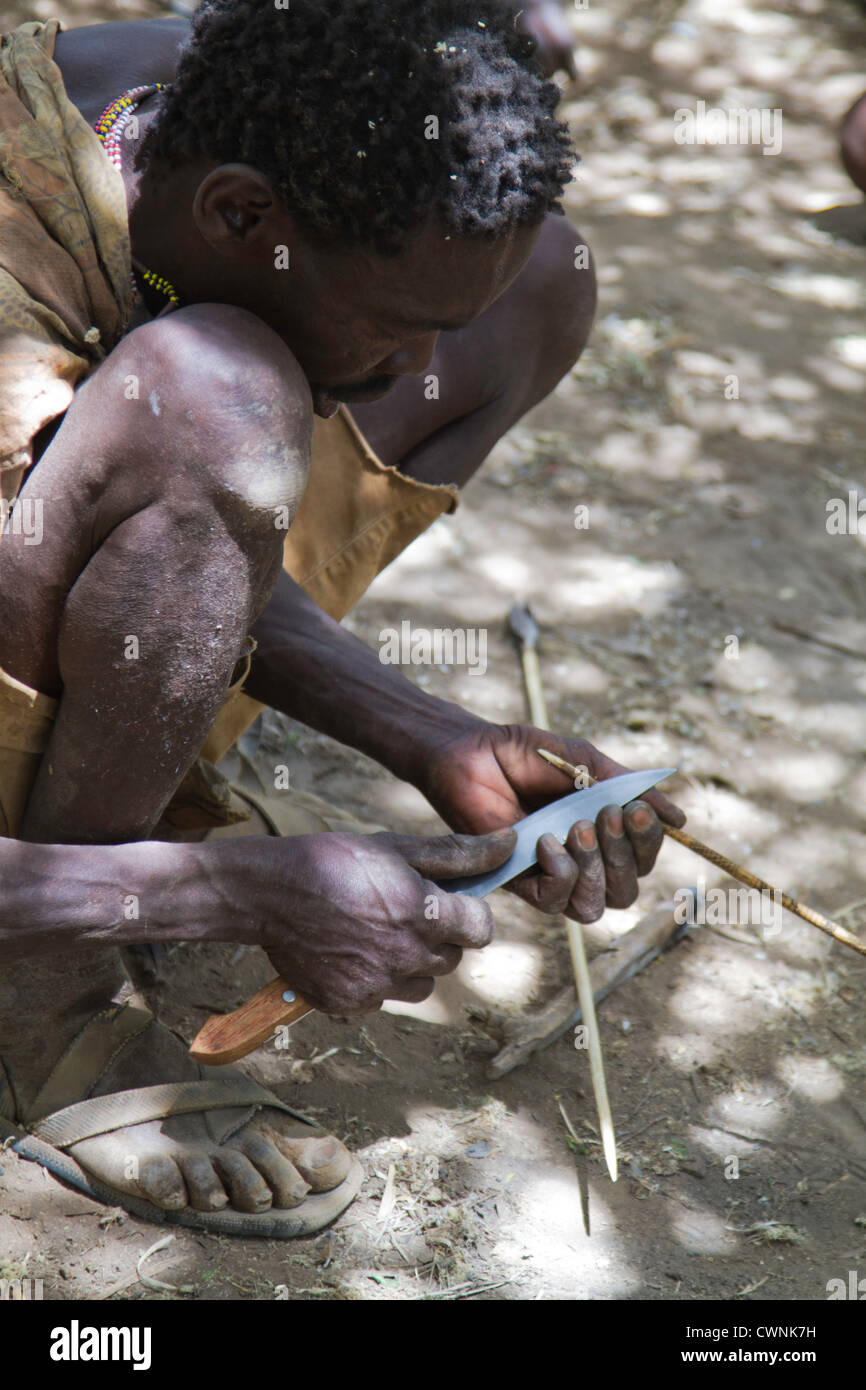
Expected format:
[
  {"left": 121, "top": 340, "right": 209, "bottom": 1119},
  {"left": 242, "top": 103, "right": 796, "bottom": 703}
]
[{"left": 3, "top": 0, "right": 866, "bottom": 1303}]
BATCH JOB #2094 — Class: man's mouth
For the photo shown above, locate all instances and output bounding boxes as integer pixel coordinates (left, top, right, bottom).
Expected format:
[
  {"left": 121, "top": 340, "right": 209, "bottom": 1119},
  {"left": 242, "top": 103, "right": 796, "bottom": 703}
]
[{"left": 311, "top": 375, "right": 399, "bottom": 417}]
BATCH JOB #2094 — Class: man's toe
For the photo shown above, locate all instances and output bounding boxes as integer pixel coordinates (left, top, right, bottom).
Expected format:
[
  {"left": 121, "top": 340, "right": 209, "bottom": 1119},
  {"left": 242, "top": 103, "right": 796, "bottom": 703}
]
[
  {"left": 230, "top": 1131, "right": 311, "bottom": 1208},
  {"left": 178, "top": 1152, "right": 231, "bottom": 1211},
  {"left": 138, "top": 1154, "right": 189, "bottom": 1210},
  {"left": 268, "top": 1131, "right": 352, "bottom": 1192},
  {"left": 212, "top": 1148, "right": 274, "bottom": 1213}
]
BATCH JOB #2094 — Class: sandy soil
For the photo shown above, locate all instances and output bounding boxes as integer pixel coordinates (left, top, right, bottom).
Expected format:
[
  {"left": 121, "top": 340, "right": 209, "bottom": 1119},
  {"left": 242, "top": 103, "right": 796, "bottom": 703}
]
[{"left": 2, "top": 0, "right": 866, "bottom": 1302}]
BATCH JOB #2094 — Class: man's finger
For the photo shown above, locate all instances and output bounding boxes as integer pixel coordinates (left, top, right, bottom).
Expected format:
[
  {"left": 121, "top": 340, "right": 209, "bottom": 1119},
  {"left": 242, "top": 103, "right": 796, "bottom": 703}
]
[
  {"left": 389, "top": 976, "right": 436, "bottom": 1005},
  {"left": 419, "top": 884, "right": 496, "bottom": 950},
  {"left": 639, "top": 787, "right": 684, "bottom": 828},
  {"left": 563, "top": 819, "right": 606, "bottom": 922},
  {"left": 596, "top": 804, "right": 639, "bottom": 909},
  {"left": 374, "top": 827, "right": 517, "bottom": 880},
  {"left": 624, "top": 800, "right": 664, "bottom": 875},
  {"left": 512, "top": 832, "right": 576, "bottom": 914},
  {"left": 426, "top": 944, "right": 463, "bottom": 977}
]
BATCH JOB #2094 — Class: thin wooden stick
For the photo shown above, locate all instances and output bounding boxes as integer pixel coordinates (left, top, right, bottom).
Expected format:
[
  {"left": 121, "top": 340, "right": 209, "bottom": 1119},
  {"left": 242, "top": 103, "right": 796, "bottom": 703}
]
[
  {"left": 518, "top": 688, "right": 617, "bottom": 1181},
  {"left": 519, "top": 647, "right": 549, "bottom": 732},
  {"left": 537, "top": 748, "right": 866, "bottom": 961},
  {"left": 565, "top": 918, "right": 618, "bottom": 1182}
]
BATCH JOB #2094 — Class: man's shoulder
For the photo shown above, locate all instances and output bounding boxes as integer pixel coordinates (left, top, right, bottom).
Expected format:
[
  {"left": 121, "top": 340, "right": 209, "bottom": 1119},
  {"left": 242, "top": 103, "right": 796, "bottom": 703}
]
[{"left": 53, "top": 18, "right": 190, "bottom": 123}]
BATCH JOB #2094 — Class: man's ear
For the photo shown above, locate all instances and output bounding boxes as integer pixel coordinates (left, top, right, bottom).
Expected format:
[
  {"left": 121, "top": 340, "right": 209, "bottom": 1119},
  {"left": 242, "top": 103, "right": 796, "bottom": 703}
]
[{"left": 192, "top": 164, "right": 276, "bottom": 253}]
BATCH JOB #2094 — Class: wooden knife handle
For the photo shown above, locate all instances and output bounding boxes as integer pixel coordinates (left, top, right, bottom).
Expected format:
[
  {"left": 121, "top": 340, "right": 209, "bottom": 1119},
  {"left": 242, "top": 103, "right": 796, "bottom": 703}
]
[{"left": 189, "top": 978, "right": 314, "bottom": 1065}]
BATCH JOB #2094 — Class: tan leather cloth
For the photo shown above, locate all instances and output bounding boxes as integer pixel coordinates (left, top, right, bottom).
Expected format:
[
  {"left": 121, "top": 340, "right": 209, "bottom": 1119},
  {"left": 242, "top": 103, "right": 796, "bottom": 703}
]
[
  {"left": 0, "top": 21, "right": 132, "bottom": 515},
  {"left": 0, "top": 664, "right": 56, "bottom": 838}
]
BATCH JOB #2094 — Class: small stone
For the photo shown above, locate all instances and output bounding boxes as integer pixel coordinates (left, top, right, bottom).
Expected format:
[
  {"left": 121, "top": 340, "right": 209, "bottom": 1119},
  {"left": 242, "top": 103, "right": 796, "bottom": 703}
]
[{"left": 626, "top": 709, "right": 654, "bottom": 730}]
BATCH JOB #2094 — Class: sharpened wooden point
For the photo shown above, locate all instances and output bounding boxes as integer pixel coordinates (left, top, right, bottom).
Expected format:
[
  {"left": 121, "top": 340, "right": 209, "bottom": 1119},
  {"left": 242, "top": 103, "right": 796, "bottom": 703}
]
[{"left": 566, "top": 917, "right": 618, "bottom": 1182}]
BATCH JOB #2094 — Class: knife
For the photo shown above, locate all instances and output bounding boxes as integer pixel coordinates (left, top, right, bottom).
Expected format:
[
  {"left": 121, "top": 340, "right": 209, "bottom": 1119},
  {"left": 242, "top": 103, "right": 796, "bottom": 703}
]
[{"left": 188, "top": 766, "right": 675, "bottom": 1064}]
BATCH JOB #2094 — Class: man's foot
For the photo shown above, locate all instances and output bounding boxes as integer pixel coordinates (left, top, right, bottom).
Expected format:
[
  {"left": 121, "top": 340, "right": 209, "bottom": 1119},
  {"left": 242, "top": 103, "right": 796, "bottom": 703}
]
[
  {"left": 2, "top": 993, "right": 356, "bottom": 1223},
  {"left": 77, "top": 1022, "right": 352, "bottom": 1214}
]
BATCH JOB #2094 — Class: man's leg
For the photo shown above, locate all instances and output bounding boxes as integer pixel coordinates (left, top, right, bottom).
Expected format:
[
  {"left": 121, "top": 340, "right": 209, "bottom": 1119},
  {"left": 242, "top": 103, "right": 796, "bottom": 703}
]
[
  {"left": 0, "top": 304, "right": 350, "bottom": 1216},
  {"left": 352, "top": 215, "right": 595, "bottom": 485}
]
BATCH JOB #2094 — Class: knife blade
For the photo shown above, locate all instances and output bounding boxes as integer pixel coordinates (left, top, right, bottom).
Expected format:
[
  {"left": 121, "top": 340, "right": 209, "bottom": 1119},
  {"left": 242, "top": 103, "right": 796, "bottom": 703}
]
[{"left": 436, "top": 767, "right": 676, "bottom": 896}]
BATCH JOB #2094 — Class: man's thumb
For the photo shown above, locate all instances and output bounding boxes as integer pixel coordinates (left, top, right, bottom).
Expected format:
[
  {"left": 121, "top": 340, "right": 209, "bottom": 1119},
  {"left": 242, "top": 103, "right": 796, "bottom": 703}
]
[{"left": 380, "top": 828, "right": 517, "bottom": 881}]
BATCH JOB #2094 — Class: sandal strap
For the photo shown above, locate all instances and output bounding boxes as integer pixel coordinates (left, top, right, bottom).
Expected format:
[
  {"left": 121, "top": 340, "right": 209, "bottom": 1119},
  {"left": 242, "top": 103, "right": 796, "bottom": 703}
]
[
  {"left": 26, "top": 1001, "right": 155, "bottom": 1125},
  {"left": 31, "top": 1077, "right": 303, "bottom": 1149}
]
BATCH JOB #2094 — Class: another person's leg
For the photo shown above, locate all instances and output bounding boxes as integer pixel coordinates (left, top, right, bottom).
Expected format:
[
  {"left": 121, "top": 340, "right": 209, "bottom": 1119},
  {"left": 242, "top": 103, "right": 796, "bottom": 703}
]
[
  {"left": 0, "top": 304, "right": 352, "bottom": 1220},
  {"left": 841, "top": 90, "right": 866, "bottom": 196}
]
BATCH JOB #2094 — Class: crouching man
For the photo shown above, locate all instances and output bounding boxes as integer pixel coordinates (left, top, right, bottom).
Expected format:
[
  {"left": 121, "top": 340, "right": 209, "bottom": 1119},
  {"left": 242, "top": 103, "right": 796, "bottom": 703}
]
[{"left": 0, "top": 0, "right": 682, "bottom": 1235}]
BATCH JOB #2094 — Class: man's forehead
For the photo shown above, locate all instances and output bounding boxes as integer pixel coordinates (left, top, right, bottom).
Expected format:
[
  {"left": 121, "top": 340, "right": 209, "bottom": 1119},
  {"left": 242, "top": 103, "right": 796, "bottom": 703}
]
[
  {"left": 362, "top": 222, "right": 536, "bottom": 324},
  {"left": 368, "top": 278, "right": 485, "bottom": 334}
]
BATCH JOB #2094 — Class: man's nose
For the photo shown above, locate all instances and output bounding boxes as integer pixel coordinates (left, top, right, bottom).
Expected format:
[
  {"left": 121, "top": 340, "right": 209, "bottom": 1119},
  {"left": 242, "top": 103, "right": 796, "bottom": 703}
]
[{"left": 379, "top": 332, "right": 439, "bottom": 377}]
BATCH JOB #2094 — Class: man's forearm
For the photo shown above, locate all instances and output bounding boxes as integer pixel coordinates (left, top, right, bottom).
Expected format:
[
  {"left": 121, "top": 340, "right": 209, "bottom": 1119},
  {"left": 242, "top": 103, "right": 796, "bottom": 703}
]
[
  {"left": 0, "top": 837, "right": 259, "bottom": 963},
  {"left": 245, "top": 570, "right": 484, "bottom": 783}
]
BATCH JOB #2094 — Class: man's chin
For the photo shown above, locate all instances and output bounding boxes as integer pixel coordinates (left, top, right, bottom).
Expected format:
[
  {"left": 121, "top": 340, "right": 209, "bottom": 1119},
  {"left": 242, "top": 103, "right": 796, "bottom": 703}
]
[{"left": 311, "top": 376, "right": 399, "bottom": 417}]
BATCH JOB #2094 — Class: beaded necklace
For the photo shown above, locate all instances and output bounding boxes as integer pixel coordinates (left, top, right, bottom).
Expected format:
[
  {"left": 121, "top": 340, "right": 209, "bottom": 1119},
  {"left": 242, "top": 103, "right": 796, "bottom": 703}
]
[{"left": 94, "top": 85, "right": 181, "bottom": 307}]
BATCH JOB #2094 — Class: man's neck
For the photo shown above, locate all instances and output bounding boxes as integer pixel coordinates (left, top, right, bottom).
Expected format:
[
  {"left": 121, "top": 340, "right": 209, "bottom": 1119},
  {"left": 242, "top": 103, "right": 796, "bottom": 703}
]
[{"left": 114, "top": 101, "right": 186, "bottom": 307}]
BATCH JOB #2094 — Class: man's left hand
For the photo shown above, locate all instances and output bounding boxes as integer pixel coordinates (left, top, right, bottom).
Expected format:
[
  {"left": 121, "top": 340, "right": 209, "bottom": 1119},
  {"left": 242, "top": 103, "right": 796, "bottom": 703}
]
[{"left": 417, "top": 723, "right": 685, "bottom": 922}]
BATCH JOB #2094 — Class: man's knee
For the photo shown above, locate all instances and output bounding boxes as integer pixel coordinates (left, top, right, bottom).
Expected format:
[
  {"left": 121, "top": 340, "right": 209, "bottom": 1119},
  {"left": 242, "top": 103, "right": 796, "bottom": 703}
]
[{"left": 88, "top": 303, "right": 312, "bottom": 527}]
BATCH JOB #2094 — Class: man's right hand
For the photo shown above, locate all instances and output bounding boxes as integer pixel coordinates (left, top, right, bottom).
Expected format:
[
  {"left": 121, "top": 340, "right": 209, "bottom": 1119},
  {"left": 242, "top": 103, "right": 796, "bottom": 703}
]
[{"left": 253, "top": 827, "right": 516, "bottom": 1015}]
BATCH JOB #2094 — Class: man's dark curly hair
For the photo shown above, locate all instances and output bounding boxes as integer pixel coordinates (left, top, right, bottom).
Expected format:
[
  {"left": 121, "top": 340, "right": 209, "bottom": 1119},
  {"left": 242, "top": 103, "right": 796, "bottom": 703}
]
[{"left": 140, "top": 0, "right": 574, "bottom": 253}]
